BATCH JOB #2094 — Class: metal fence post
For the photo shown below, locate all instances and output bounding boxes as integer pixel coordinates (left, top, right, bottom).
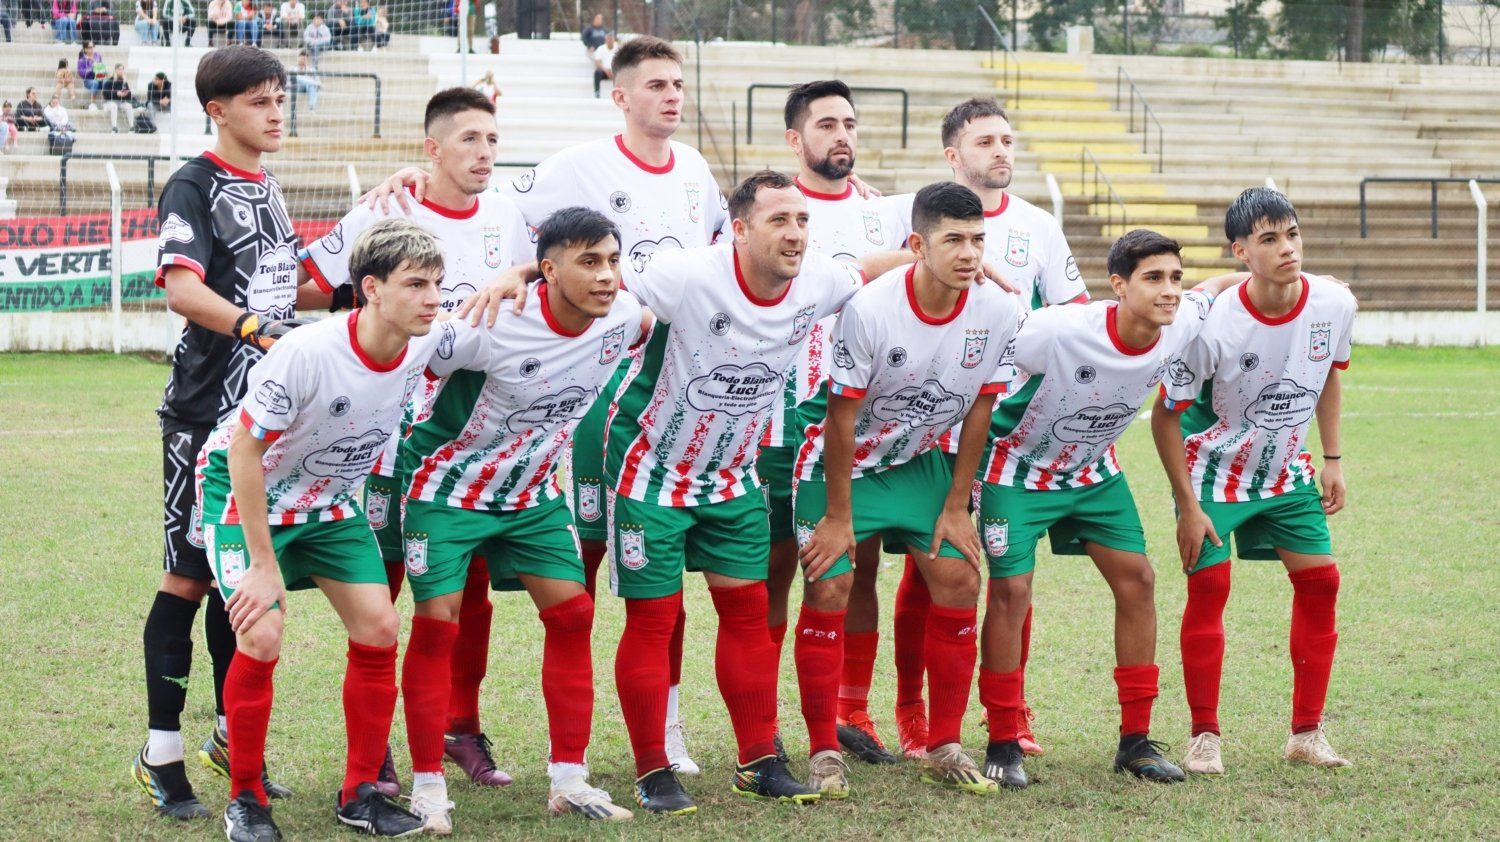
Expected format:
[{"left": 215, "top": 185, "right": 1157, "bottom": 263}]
[
  {"left": 1470, "top": 179, "right": 1488, "bottom": 318},
  {"left": 107, "top": 162, "right": 122, "bottom": 355}
]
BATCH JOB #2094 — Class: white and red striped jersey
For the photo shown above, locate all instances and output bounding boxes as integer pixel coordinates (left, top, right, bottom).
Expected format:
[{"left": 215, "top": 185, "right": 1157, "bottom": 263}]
[{"left": 1162, "top": 275, "right": 1355, "bottom": 503}]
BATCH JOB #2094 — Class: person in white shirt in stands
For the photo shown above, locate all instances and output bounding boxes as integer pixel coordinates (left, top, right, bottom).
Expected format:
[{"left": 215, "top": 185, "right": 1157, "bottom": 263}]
[
  {"left": 302, "top": 11, "right": 330, "bottom": 65},
  {"left": 43, "top": 94, "right": 74, "bottom": 135},
  {"left": 591, "top": 32, "right": 614, "bottom": 99},
  {"left": 161, "top": 0, "right": 195, "bottom": 45},
  {"left": 278, "top": 0, "right": 303, "bottom": 32}
]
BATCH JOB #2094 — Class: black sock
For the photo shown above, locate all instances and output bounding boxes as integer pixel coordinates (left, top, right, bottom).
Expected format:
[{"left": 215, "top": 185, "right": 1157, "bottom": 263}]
[
  {"left": 204, "top": 588, "right": 236, "bottom": 720},
  {"left": 144, "top": 591, "right": 200, "bottom": 732},
  {"left": 1119, "top": 732, "right": 1149, "bottom": 751}
]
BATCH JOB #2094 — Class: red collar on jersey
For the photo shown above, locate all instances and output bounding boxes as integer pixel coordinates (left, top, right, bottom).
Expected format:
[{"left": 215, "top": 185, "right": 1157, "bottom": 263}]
[
  {"left": 1105, "top": 302, "right": 1159, "bottom": 356},
  {"left": 537, "top": 281, "right": 588, "bottom": 337},
  {"left": 1240, "top": 275, "right": 1309, "bottom": 326},
  {"left": 415, "top": 185, "right": 479, "bottom": 219},
  {"left": 905, "top": 263, "right": 968, "bottom": 326},
  {"left": 733, "top": 246, "right": 793, "bottom": 307},
  {"left": 983, "top": 192, "right": 1010, "bottom": 218},
  {"left": 204, "top": 151, "right": 265, "bottom": 182},
  {"left": 795, "top": 177, "right": 853, "bottom": 201},
  {"left": 614, "top": 134, "right": 674, "bottom": 175},
  {"left": 347, "top": 309, "right": 409, "bottom": 372}
]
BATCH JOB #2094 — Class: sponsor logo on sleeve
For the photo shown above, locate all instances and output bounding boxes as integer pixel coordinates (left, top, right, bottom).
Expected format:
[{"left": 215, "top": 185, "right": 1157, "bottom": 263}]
[
  {"left": 577, "top": 481, "right": 601, "bottom": 521},
  {"left": 302, "top": 429, "right": 389, "bottom": 478},
  {"left": 600, "top": 326, "right": 625, "bottom": 364},
  {"left": 513, "top": 169, "right": 536, "bottom": 193},
  {"left": 365, "top": 489, "right": 389, "bottom": 530},
  {"left": 1051, "top": 403, "right": 1136, "bottom": 445},
  {"left": 1005, "top": 231, "right": 1032, "bottom": 268},
  {"left": 1246, "top": 378, "right": 1320, "bottom": 431},
  {"left": 628, "top": 236, "right": 683, "bottom": 274},
  {"left": 833, "top": 339, "right": 855, "bottom": 369},
  {"left": 962, "top": 334, "right": 988, "bottom": 369},
  {"left": 1065, "top": 255, "right": 1081, "bottom": 282},
  {"left": 686, "top": 363, "right": 783, "bottom": 416},
  {"left": 403, "top": 533, "right": 428, "bottom": 575},
  {"left": 619, "top": 526, "right": 648, "bottom": 569},
  {"left": 983, "top": 520, "right": 1008, "bottom": 557},
  {"left": 787, "top": 306, "right": 816, "bottom": 345},
  {"left": 1309, "top": 322, "right": 1332, "bottom": 362},
  {"left": 321, "top": 222, "right": 345, "bottom": 255},
  {"left": 437, "top": 323, "right": 456, "bottom": 360},
  {"left": 1168, "top": 359, "right": 1195, "bottom": 387},
  {"left": 505, "top": 385, "right": 597, "bottom": 433},
  {"left": 870, "top": 379, "right": 966, "bottom": 428},
  {"left": 158, "top": 212, "right": 195, "bottom": 246},
  {"left": 254, "top": 380, "right": 292, "bottom": 415}
]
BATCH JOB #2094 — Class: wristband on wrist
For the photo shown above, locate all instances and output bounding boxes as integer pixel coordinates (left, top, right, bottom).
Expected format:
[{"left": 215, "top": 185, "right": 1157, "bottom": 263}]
[{"left": 1323, "top": 455, "right": 1341, "bottom": 460}]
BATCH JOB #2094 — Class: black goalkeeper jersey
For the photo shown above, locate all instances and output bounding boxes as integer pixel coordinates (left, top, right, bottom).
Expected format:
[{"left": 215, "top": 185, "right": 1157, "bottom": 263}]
[{"left": 155, "top": 152, "right": 299, "bottom": 434}]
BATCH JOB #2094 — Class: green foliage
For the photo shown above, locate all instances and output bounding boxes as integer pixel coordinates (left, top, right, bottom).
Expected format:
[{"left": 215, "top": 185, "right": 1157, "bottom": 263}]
[
  {"left": 1214, "top": 0, "right": 1275, "bottom": 58},
  {"left": 1277, "top": 0, "right": 1442, "bottom": 61}
]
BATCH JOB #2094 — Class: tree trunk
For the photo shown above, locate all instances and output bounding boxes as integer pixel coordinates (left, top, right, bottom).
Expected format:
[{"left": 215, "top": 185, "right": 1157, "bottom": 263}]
[{"left": 1345, "top": 0, "right": 1365, "bottom": 61}]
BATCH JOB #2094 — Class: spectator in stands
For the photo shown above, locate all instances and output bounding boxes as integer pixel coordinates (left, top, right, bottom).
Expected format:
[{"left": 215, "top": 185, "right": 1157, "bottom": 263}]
[
  {"left": 53, "top": 0, "right": 79, "bottom": 42},
  {"left": 2, "top": 102, "right": 18, "bottom": 153},
  {"left": 325, "top": 0, "right": 349, "bottom": 48},
  {"left": 591, "top": 31, "right": 614, "bottom": 98},
  {"left": 77, "top": 41, "right": 104, "bottom": 108},
  {"left": 0, "top": 3, "right": 13, "bottom": 42},
  {"left": 278, "top": 0, "right": 303, "bottom": 32},
  {"left": 232, "top": 0, "right": 259, "bottom": 44},
  {"left": 16, "top": 88, "right": 45, "bottom": 131},
  {"left": 100, "top": 63, "right": 133, "bottom": 133},
  {"left": 206, "top": 0, "right": 229, "bottom": 43},
  {"left": 44, "top": 94, "right": 74, "bottom": 132},
  {"left": 53, "top": 58, "right": 79, "bottom": 103},
  {"left": 146, "top": 70, "right": 170, "bottom": 118},
  {"left": 81, "top": 0, "right": 118, "bottom": 44},
  {"left": 372, "top": 3, "right": 388, "bottom": 50},
  {"left": 472, "top": 69, "right": 499, "bottom": 105},
  {"left": 20, "top": 0, "right": 49, "bottom": 29},
  {"left": 292, "top": 49, "right": 320, "bottom": 110},
  {"left": 581, "top": 12, "right": 606, "bottom": 56},
  {"left": 161, "top": 0, "right": 195, "bottom": 44},
  {"left": 303, "top": 11, "right": 329, "bottom": 62},
  {"left": 135, "top": 0, "right": 161, "bottom": 43},
  {"left": 257, "top": 3, "right": 279, "bottom": 44},
  {"left": 349, "top": 0, "right": 372, "bottom": 49}
]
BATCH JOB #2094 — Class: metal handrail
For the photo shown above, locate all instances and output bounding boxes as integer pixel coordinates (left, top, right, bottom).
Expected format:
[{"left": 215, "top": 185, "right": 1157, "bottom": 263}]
[
  {"left": 974, "top": 3, "right": 1019, "bottom": 110},
  {"left": 287, "top": 71, "right": 382, "bottom": 139},
  {"left": 1359, "top": 176, "right": 1500, "bottom": 238},
  {"left": 1114, "top": 66, "right": 1164, "bottom": 172},
  {"left": 1468, "top": 179, "right": 1488, "bottom": 316},
  {"left": 1080, "top": 146, "right": 1128, "bottom": 233},
  {"left": 59, "top": 153, "right": 173, "bottom": 215},
  {"left": 746, "top": 84, "right": 909, "bottom": 148},
  {"left": 1045, "top": 172, "right": 1064, "bottom": 223}
]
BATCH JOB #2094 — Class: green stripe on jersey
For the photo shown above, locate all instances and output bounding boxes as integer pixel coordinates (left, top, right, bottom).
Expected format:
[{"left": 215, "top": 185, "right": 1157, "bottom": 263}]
[
  {"left": 1179, "top": 379, "right": 1222, "bottom": 502},
  {"left": 405, "top": 369, "right": 486, "bottom": 502}
]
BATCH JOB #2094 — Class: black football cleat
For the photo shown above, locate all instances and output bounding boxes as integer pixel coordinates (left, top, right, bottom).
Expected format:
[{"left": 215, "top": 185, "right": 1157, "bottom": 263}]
[
  {"left": 132, "top": 746, "right": 210, "bottom": 820},
  {"left": 1114, "top": 735, "right": 1187, "bottom": 783},
  {"left": 224, "top": 792, "right": 281, "bottom": 841},
  {"left": 335, "top": 782, "right": 425, "bottom": 836},
  {"left": 983, "top": 740, "right": 1029, "bottom": 790},
  {"left": 633, "top": 766, "right": 697, "bottom": 815},
  {"left": 731, "top": 755, "right": 821, "bottom": 804}
]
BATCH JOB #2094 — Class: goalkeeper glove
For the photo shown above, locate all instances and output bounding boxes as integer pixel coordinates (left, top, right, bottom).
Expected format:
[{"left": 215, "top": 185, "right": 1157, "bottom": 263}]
[{"left": 234, "top": 312, "right": 313, "bottom": 351}]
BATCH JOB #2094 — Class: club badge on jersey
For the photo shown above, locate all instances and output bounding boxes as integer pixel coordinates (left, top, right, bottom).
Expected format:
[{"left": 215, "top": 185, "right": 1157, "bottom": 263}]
[
  {"left": 404, "top": 533, "right": 429, "bottom": 575},
  {"left": 483, "top": 228, "right": 507, "bottom": 268},
  {"left": 365, "top": 490, "right": 390, "bottom": 530},
  {"left": 863, "top": 210, "right": 884, "bottom": 245},
  {"left": 984, "top": 520, "right": 1009, "bottom": 557},
  {"left": 1309, "top": 324, "right": 1332, "bottom": 362},
  {"left": 685, "top": 183, "right": 702, "bottom": 223},
  {"left": 962, "top": 335, "right": 988, "bottom": 369},
  {"left": 600, "top": 327, "right": 625, "bottom": 365},
  {"left": 1006, "top": 231, "right": 1031, "bottom": 268}
]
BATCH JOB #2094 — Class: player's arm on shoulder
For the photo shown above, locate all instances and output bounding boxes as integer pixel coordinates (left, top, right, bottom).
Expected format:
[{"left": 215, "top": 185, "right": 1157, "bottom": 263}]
[
  {"left": 456, "top": 262, "right": 543, "bottom": 326},
  {"left": 225, "top": 419, "right": 288, "bottom": 632},
  {"left": 360, "top": 166, "right": 429, "bottom": 214},
  {"left": 1315, "top": 366, "right": 1346, "bottom": 515},
  {"left": 1193, "top": 271, "right": 1248, "bottom": 297},
  {"left": 426, "top": 318, "right": 490, "bottom": 377},
  {"left": 799, "top": 392, "right": 860, "bottom": 582},
  {"left": 623, "top": 250, "right": 689, "bottom": 322},
  {"left": 854, "top": 248, "right": 914, "bottom": 284}
]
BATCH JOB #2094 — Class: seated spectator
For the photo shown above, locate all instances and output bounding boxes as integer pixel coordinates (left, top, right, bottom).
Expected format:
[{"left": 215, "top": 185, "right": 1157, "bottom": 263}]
[
  {"left": 473, "top": 69, "right": 499, "bottom": 105},
  {"left": 161, "top": 0, "right": 195, "bottom": 45},
  {"left": 2, "top": 101, "right": 18, "bottom": 153},
  {"left": 581, "top": 12, "right": 606, "bottom": 55},
  {"left": 591, "top": 31, "right": 614, "bottom": 98},
  {"left": 15, "top": 88, "right": 46, "bottom": 131},
  {"left": 302, "top": 11, "right": 329, "bottom": 63},
  {"left": 100, "top": 62, "right": 133, "bottom": 133},
  {"left": 278, "top": 0, "right": 303, "bottom": 32},
  {"left": 81, "top": 0, "right": 119, "bottom": 44},
  {"left": 372, "top": 3, "right": 387, "bottom": 49},
  {"left": 135, "top": 0, "right": 161, "bottom": 43},
  {"left": 292, "top": 50, "right": 320, "bottom": 110},
  {"left": 324, "top": 0, "right": 349, "bottom": 48},
  {"left": 146, "top": 70, "right": 170, "bottom": 118},
  {"left": 43, "top": 94, "right": 74, "bottom": 132},
  {"left": 232, "top": 0, "right": 258, "bottom": 44},
  {"left": 77, "top": 41, "right": 104, "bottom": 108},
  {"left": 20, "top": 0, "right": 49, "bottom": 28},
  {"left": 205, "top": 0, "right": 229, "bottom": 43},
  {"left": 349, "top": 0, "right": 372, "bottom": 49},
  {"left": 55, "top": 58, "right": 79, "bottom": 102},
  {"left": 53, "top": 0, "right": 80, "bottom": 43},
  {"left": 257, "top": 3, "right": 278, "bottom": 44}
]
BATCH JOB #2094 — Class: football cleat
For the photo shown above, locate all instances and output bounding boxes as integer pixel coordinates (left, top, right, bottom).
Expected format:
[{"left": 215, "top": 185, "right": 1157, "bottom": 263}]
[
  {"left": 665, "top": 719, "right": 701, "bottom": 775},
  {"left": 1017, "top": 706, "right": 1045, "bottom": 756},
  {"left": 773, "top": 730, "right": 790, "bottom": 764},
  {"left": 1113, "top": 736, "right": 1186, "bottom": 783},
  {"left": 200, "top": 726, "right": 293, "bottom": 799},
  {"left": 732, "top": 755, "right": 820, "bottom": 804},
  {"left": 922, "top": 743, "right": 999, "bottom": 795},
  {"left": 375, "top": 744, "right": 400, "bottom": 798},
  {"left": 407, "top": 779, "right": 455, "bottom": 835},
  {"left": 1284, "top": 727, "right": 1352, "bottom": 769},
  {"left": 807, "top": 749, "right": 851, "bottom": 800},
  {"left": 548, "top": 776, "right": 634, "bottom": 821},
  {"left": 836, "top": 710, "right": 899, "bottom": 765},
  {"left": 443, "top": 732, "right": 513, "bottom": 787},
  {"left": 633, "top": 767, "right": 697, "bottom": 815},
  {"left": 894, "top": 702, "right": 929, "bottom": 761},
  {"left": 223, "top": 792, "right": 280, "bottom": 842},
  {"left": 1182, "top": 732, "right": 1224, "bottom": 775},
  {"left": 132, "top": 746, "right": 210, "bottom": 820},
  {"left": 982, "top": 740, "right": 1028, "bottom": 790},
  {"left": 335, "top": 782, "right": 425, "bottom": 837}
]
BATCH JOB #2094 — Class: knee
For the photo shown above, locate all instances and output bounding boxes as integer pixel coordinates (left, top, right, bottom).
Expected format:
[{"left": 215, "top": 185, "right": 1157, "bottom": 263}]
[
  {"left": 161, "top": 573, "right": 211, "bottom": 602},
  {"left": 351, "top": 606, "right": 400, "bottom": 648},
  {"left": 1119, "top": 563, "right": 1156, "bottom": 604},
  {"left": 238, "top": 613, "right": 284, "bottom": 660},
  {"left": 986, "top": 575, "right": 1031, "bottom": 613},
  {"left": 803, "top": 573, "right": 851, "bottom": 612}
]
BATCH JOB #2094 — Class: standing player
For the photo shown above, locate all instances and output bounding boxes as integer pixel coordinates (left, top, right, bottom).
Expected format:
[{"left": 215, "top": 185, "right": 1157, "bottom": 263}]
[
  {"left": 885, "top": 96, "right": 1089, "bottom": 759},
  {"left": 396, "top": 208, "right": 644, "bottom": 829},
  {"left": 761, "top": 80, "right": 907, "bottom": 767},
  {"left": 1153, "top": 188, "right": 1354, "bottom": 774},
  {"left": 795, "top": 182, "right": 1023, "bottom": 798},
  {"left": 605, "top": 171, "right": 917, "bottom": 814},
  {"left": 300, "top": 86, "right": 533, "bottom": 792},
  {"left": 134, "top": 44, "right": 312, "bottom": 819},
  {"left": 199, "top": 219, "right": 443, "bottom": 840},
  {"left": 975, "top": 230, "right": 1244, "bottom": 788}
]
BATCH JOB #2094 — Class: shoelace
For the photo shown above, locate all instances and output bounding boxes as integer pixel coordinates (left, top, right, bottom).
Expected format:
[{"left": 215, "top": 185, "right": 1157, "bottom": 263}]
[
  {"left": 471, "top": 733, "right": 499, "bottom": 770},
  {"left": 1138, "top": 738, "right": 1174, "bottom": 758}
]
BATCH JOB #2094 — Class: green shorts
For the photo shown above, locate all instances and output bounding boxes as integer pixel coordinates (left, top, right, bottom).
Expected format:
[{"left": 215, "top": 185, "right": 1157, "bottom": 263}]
[
  {"left": 759, "top": 444, "right": 797, "bottom": 543},
  {"left": 1192, "top": 483, "right": 1332, "bottom": 573},
  {"left": 206, "top": 517, "right": 386, "bottom": 602},
  {"left": 364, "top": 472, "right": 405, "bottom": 563},
  {"left": 570, "top": 364, "right": 625, "bottom": 543},
  {"left": 402, "top": 495, "right": 583, "bottom": 602},
  {"left": 979, "top": 472, "right": 1147, "bottom": 578},
  {"left": 609, "top": 491, "right": 770, "bottom": 599},
  {"left": 795, "top": 448, "right": 966, "bottom": 580}
]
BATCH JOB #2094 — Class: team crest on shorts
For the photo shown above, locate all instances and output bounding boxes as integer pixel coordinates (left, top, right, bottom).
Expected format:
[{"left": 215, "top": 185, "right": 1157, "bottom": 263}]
[
  {"left": 794, "top": 522, "right": 815, "bottom": 548},
  {"left": 1005, "top": 231, "right": 1031, "bottom": 268},
  {"left": 685, "top": 182, "right": 703, "bottom": 223},
  {"left": 962, "top": 334, "right": 988, "bottom": 369},
  {"left": 483, "top": 227, "right": 507, "bottom": 268},
  {"left": 983, "top": 520, "right": 1008, "bottom": 557},
  {"left": 578, "top": 482, "right": 602, "bottom": 522},
  {"left": 218, "top": 546, "right": 247, "bottom": 589},
  {"left": 187, "top": 503, "right": 206, "bottom": 548},
  {"left": 404, "top": 533, "right": 429, "bottom": 575},
  {"left": 366, "top": 490, "right": 390, "bottom": 530},
  {"left": 862, "top": 210, "right": 884, "bottom": 245},
  {"left": 599, "top": 326, "right": 625, "bottom": 365},
  {"left": 787, "top": 306, "right": 816, "bottom": 345},
  {"left": 1309, "top": 324, "right": 1332, "bottom": 362},
  {"left": 620, "top": 527, "right": 648, "bottom": 570}
]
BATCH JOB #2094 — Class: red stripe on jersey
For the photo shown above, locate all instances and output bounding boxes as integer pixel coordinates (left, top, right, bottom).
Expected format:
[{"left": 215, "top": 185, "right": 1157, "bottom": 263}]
[
  {"left": 979, "top": 382, "right": 1007, "bottom": 396},
  {"left": 347, "top": 310, "right": 409, "bottom": 373},
  {"left": 793, "top": 425, "right": 823, "bottom": 480},
  {"left": 829, "top": 378, "right": 867, "bottom": 400},
  {"left": 1332, "top": 359, "right": 1350, "bottom": 370},
  {"left": 794, "top": 178, "right": 854, "bottom": 202},
  {"left": 1065, "top": 291, "right": 1091, "bottom": 305},
  {"left": 460, "top": 432, "right": 532, "bottom": 509},
  {"left": 155, "top": 254, "right": 207, "bottom": 288},
  {"left": 984, "top": 193, "right": 1011, "bottom": 218},
  {"left": 1221, "top": 435, "right": 1256, "bottom": 502},
  {"left": 239, "top": 408, "right": 284, "bottom": 442},
  {"left": 614, "top": 134, "right": 674, "bottom": 174},
  {"left": 616, "top": 433, "right": 653, "bottom": 497},
  {"left": 1240, "top": 276, "right": 1309, "bottom": 326},
  {"left": 905, "top": 263, "right": 968, "bottom": 325},
  {"left": 982, "top": 435, "right": 1013, "bottom": 485},
  {"left": 205, "top": 151, "right": 266, "bottom": 182},
  {"left": 301, "top": 254, "right": 335, "bottom": 294}
]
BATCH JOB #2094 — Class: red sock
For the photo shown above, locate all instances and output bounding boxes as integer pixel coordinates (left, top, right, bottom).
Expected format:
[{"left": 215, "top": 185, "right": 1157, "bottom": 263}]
[
  {"left": 1114, "top": 664, "right": 1159, "bottom": 737},
  {"left": 1289, "top": 564, "right": 1340, "bottom": 734},
  {"left": 710, "top": 582, "right": 779, "bottom": 764},
  {"left": 893, "top": 555, "right": 931, "bottom": 708},
  {"left": 342, "top": 640, "right": 398, "bottom": 806},
  {"left": 581, "top": 542, "right": 606, "bottom": 600},
  {"left": 540, "top": 593, "right": 595, "bottom": 765},
  {"left": 668, "top": 603, "right": 686, "bottom": 688},
  {"left": 794, "top": 605, "right": 846, "bottom": 755},
  {"left": 384, "top": 559, "right": 405, "bottom": 603},
  {"left": 446, "top": 556, "right": 491, "bottom": 735},
  {"left": 978, "top": 667, "right": 1023, "bottom": 743},
  {"left": 837, "top": 630, "right": 878, "bottom": 720},
  {"left": 615, "top": 592, "right": 681, "bottom": 776},
  {"left": 924, "top": 603, "right": 979, "bottom": 750},
  {"left": 402, "top": 617, "right": 458, "bottom": 774},
  {"left": 225, "top": 652, "right": 277, "bottom": 805},
  {"left": 1181, "top": 562, "right": 1231, "bottom": 736}
]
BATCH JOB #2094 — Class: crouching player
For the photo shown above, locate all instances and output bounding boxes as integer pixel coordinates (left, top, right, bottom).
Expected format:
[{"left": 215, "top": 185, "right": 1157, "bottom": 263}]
[
  {"left": 796, "top": 182, "right": 1024, "bottom": 797},
  {"left": 397, "top": 208, "right": 645, "bottom": 830},
  {"left": 1152, "top": 188, "right": 1355, "bottom": 774},
  {"left": 196, "top": 219, "right": 446, "bottom": 840}
]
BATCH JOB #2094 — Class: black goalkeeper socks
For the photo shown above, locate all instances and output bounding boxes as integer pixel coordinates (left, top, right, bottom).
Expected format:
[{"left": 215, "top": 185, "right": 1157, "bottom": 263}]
[
  {"left": 144, "top": 591, "right": 200, "bottom": 731},
  {"left": 205, "top": 588, "right": 236, "bottom": 718}
]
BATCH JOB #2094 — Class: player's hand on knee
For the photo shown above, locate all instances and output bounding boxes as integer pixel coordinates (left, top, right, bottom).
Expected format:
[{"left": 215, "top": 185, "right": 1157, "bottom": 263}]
[
  {"left": 931, "top": 503, "right": 983, "bottom": 573},
  {"left": 361, "top": 166, "right": 428, "bottom": 213},
  {"left": 1320, "top": 460, "right": 1346, "bottom": 515},
  {"left": 1176, "top": 503, "right": 1220, "bottom": 574},
  {"left": 235, "top": 313, "right": 314, "bottom": 351},
  {"left": 799, "top": 516, "right": 855, "bottom": 583},
  {"left": 458, "top": 262, "right": 538, "bottom": 325},
  {"left": 979, "top": 261, "right": 1021, "bottom": 295},
  {"left": 227, "top": 563, "right": 287, "bottom": 633}
]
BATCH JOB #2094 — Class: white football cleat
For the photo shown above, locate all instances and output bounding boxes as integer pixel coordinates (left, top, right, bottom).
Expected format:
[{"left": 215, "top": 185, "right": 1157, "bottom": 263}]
[
  {"left": 548, "top": 777, "right": 633, "bottom": 821},
  {"left": 408, "top": 780, "right": 455, "bottom": 835},
  {"left": 1284, "top": 727, "right": 1351, "bottom": 768},
  {"left": 1182, "top": 732, "right": 1225, "bottom": 775},
  {"left": 665, "top": 720, "right": 700, "bottom": 776}
]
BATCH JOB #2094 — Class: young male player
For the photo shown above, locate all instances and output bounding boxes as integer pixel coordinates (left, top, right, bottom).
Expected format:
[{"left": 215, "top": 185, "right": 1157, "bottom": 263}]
[
  {"left": 396, "top": 208, "right": 644, "bottom": 830},
  {"left": 795, "top": 181, "right": 1022, "bottom": 798},
  {"left": 135, "top": 44, "right": 315, "bottom": 819},
  {"left": 198, "top": 219, "right": 445, "bottom": 840},
  {"left": 885, "top": 96, "right": 1089, "bottom": 759},
  {"left": 605, "top": 170, "right": 921, "bottom": 814},
  {"left": 1153, "top": 188, "right": 1355, "bottom": 774},
  {"left": 975, "top": 230, "right": 1247, "bottom": 788},
  {"left": 301, "top": 86, "right": 533, "bottom": 792}
]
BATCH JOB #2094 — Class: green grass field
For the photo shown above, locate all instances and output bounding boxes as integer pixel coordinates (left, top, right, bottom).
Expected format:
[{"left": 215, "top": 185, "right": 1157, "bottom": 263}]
[{"left": 1, "top": 346, "right": 1497, "bottom": 839}]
